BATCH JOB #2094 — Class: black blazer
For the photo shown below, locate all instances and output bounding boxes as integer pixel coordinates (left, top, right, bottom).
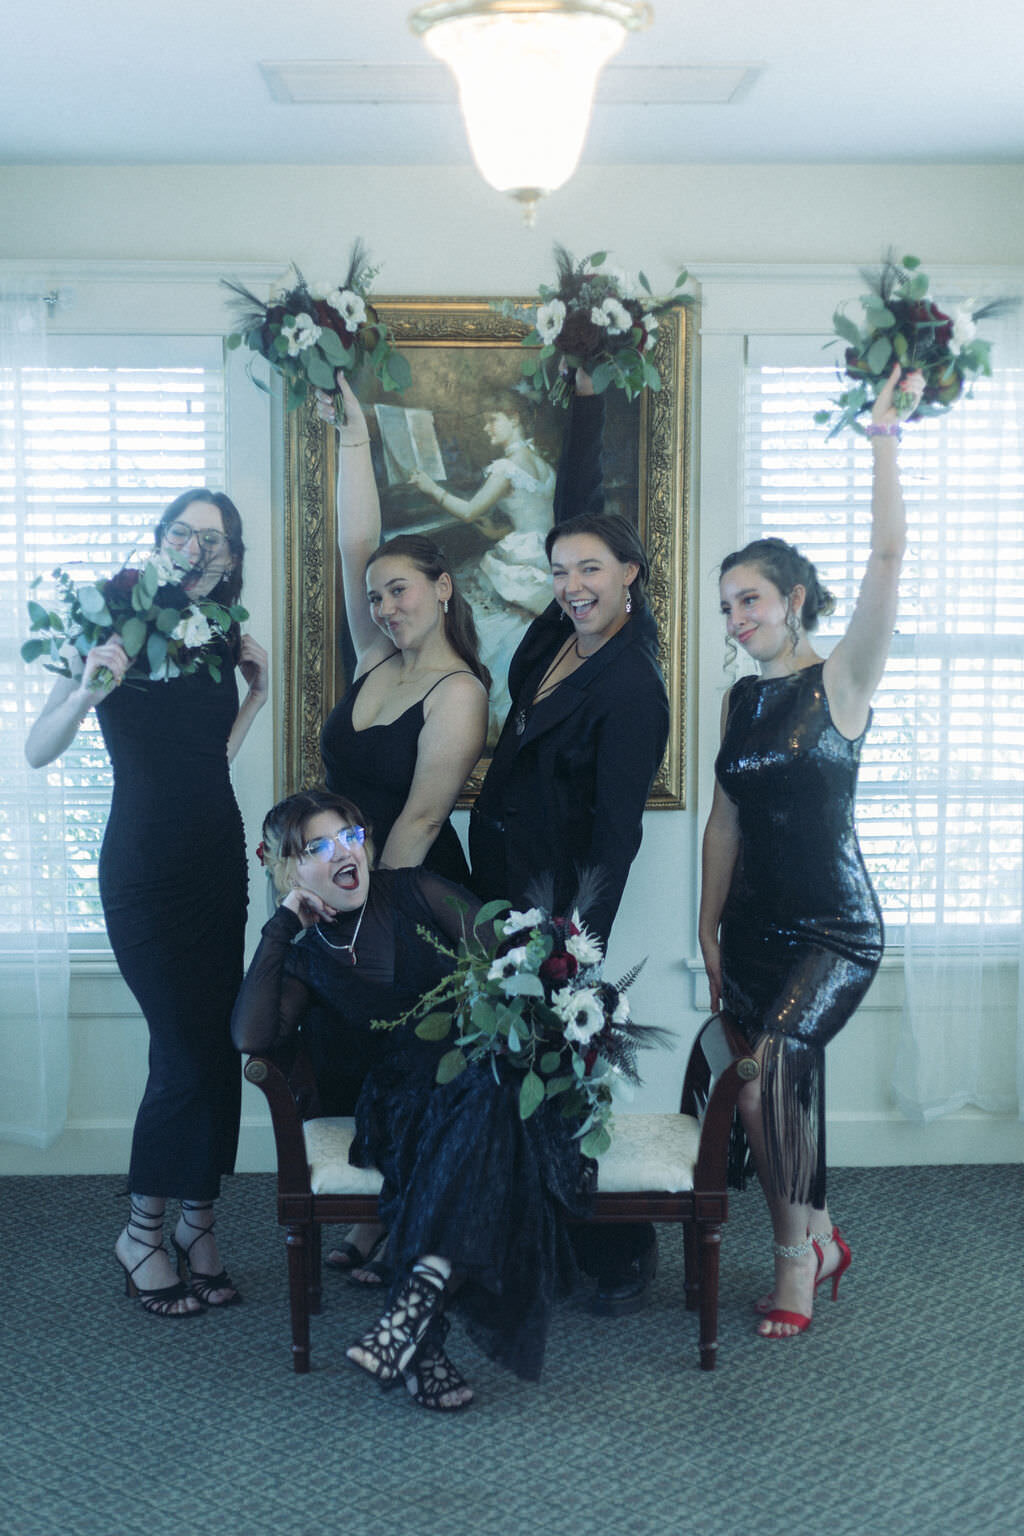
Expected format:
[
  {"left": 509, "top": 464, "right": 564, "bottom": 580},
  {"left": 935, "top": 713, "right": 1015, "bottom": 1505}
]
[{"left": 470, "top": 393, "right": 669, "bottom": 944}]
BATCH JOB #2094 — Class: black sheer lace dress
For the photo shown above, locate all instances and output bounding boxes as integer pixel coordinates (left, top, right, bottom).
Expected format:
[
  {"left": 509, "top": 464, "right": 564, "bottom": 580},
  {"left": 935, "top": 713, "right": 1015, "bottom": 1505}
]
[{"left": 231, "top": 867, "right": 591, "bottom": 1379}]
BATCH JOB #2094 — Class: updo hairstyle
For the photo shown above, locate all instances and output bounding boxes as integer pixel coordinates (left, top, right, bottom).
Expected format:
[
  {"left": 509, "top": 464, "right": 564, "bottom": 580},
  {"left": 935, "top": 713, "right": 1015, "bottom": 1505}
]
[
  {"left": 720, "top": 536, "right": 835, "bottom": 632},
  {"left": 545, "top": 512, "right": 652, "bottom": 613},
  {"left": 260, "top": 788, "right": 372, "bottom": 899},
  {"left": 366, "top": 533, "right": 492, "bottom": 692}
]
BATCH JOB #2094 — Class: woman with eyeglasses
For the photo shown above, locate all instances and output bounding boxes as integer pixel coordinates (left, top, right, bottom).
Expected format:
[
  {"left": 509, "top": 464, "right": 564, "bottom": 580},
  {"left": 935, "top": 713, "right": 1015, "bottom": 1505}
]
[
  {"left": 26, "top": 489, "right": 268, "bottom": 1318},
  {"left": 232, "top": 787, "right": 590, "bottom": 1410}
]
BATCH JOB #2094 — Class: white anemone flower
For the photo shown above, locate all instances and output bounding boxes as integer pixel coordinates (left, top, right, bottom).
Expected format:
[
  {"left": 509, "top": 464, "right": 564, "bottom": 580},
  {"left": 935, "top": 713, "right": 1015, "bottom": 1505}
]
[
  {"left": 641, "top": 312, "right": 659, "bottom": 352},
  {"left": 150, "top": 549, "right": 184, "bottom": 586},
  {"left": 952, "top": 303, "right": 978, "bottom": 351},
  {"left": 611, "top": 991, "right": 630, "bottom": 1025},
  {"left": 501, "top": 908, "right": 545, "bottom": 938},
  {"left": 282, "top": 313, "right": 321, "bottom": 356},
  {"left": 554, "top": 985, "right": 606, "bottom": 1045},
  {"left": 173, "top": 610, "right": 213, "bottom": 649},
  {"left": 328, "top": 289, "right": 367, "bottom": 328},
  {"left": 488, "top": 945, "right": 529, "bottom": 983},
  {"left": 591, "top": 298, "right": 632, "bottom": 335},
  {"left": 535, "top": 299, "right": 566, "bottom": 346}
]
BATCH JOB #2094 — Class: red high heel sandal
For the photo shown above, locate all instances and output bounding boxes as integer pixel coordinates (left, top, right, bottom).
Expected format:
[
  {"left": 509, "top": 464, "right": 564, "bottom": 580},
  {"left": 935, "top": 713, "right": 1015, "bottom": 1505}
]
[{"left": 811, "top": 1225, "right": 852, "bottom": 1301}]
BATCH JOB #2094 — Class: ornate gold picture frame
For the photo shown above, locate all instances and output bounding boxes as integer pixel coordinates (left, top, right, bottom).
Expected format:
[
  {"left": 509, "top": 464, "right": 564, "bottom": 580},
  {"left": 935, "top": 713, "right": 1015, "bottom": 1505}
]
[{"left": 281, "top": 298, "right": 692, "bottom": 808}]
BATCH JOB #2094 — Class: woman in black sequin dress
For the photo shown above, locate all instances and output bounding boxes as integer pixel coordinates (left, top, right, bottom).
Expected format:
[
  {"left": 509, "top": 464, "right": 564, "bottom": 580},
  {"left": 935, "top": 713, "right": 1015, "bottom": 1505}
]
[
  {"left": 26, "top": 491, "right": 268, "bottom": 1316},
  {"left": 232, "top": 789, "right": 590, "bottom": 1409},
  {"left": 699, "top": 365, "right": 923, "bottom": 1339}
]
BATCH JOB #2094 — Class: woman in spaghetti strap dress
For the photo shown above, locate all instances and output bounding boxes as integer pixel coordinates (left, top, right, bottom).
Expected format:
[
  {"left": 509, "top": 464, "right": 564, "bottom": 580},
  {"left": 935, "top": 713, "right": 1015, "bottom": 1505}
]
[
  {"left": 315, "top": 375, "right": 490, "bottom": 1272},
  {"left": 26, "top": 491, "right": 268, "bottom": 1317},
  {"left": 699, "top": 365, "right": 924, "bottom": 1338}
]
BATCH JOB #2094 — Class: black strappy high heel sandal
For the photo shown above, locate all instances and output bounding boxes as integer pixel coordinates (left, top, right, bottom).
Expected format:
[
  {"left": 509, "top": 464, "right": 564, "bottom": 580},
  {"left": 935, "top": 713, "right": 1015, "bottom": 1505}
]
[
  {"left": 116, "top": 1198, "right": 204, "bottom": 1318},
  {"left": 403, "top": 1315, "right": 474, "bottom": 1412},
  {"left": 171, "top": 1200, "right": 242, "bottom": 1308},
  {"left": 346, "top": 1259, "right": 448, "bottom": 1386}
]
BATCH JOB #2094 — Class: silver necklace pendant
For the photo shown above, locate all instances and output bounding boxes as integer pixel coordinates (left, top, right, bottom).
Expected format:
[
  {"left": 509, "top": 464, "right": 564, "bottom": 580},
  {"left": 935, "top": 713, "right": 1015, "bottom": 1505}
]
[{"left": 315, "top": 894, "right": 368, "bottom": 964}]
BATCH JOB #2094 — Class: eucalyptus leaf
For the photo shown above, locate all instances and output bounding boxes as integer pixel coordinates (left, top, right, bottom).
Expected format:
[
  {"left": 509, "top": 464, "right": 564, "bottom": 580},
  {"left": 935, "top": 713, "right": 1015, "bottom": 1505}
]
[
  {"left": 226, "top": 333, "right": 242, "bottom": 350},
  {"left": 638, "top": 270, "right": 652, "bottom": 294},
  {"left": 902, "top": 255, "right": 921, "bottom": 270},
  {"left": 155, "top": 607, "right": 180, "bottom": 634},
  {"left": 415, "top": 1012, "right": 454, "bottom": 1042},
  {"left": 580, "top": 1125, "right": 612, "bottom": 1159},
  {"left": 77, "top": 586, "right": 111, "bottom": 624},
  {"left": 317, "top": 327, "right": 347, "bottom": 365},
  {"left": 907, "top": 272, "right": 929, "bottom": 301},
  {"left": 500, "top": 972, "right": 544, "bottom": 998},
  {"left": 589, "top": 361, "right": 616, "bottom": 395},
  {"left": 519, "top": 1070, "right": 545, "bottom": 1121},
  {"left": 539, "top": 1051, "right": 562, "bottom": 1075},
  {"left": 435, "top": 1048, "right": 468, "bottom": 1086},
  {"left": 21, "top": 638, "right": 50, "bottom": 662},
  {"left": 386, "top": 352, "right": 412, "bottom": 391},
  {"left": 120, "top": 617, "right": 148, "bottom": 657},
  {"left": 867, "top": 335, "right": 893, "bottom": 374},
  {"left": 305, "top": 352, "right": 337, "bottom": 391},
  {"left": 27, "top": 600, "right": 50, "bottom": 628},
  {"left": 545, "top": 1074, "right": 574, "bottom": 1098},
  {"left": 833, "top": 311, "right": 862, "bottom": 346},
  {"left": 146, "top": 630, "right": 168, "bottom": 671}
]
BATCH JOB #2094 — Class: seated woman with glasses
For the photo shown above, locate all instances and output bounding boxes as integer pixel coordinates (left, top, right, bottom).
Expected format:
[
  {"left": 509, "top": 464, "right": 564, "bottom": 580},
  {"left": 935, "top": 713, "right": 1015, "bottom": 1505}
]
[
  {"left": 232, "top": 787, "right": 592, "bottom": 1411},
  {"left": 26, "top": 489, "right": 268, "bottom": 1318}
]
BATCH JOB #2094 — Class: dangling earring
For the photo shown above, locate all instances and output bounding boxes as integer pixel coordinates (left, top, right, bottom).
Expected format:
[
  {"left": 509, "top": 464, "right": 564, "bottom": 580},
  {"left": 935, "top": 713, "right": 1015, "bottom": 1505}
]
[
  {"left": 443, "top": 598, "right": 449, "bottom": 615},
  {"left": 785, "top": 607, "right": 800, "bottom": 651},
  {"left": 625, "top": 591, "right": 632, "bottom": 615}
]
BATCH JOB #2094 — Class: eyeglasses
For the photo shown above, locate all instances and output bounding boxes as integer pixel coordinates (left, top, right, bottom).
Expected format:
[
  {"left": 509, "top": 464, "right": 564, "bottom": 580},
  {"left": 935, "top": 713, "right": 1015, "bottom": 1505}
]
[
  {"left": 301, "top": 825, "right": 367, "bottom": 862},
  {"left": 163, "top": 521, "right": 229, "bottom": 554}
]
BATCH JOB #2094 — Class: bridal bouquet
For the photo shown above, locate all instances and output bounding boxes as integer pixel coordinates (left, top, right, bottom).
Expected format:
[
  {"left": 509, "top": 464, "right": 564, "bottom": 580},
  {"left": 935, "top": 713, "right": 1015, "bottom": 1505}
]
[
  {"left": 497, "top": 245, "right": 691, "bottom": 408},
  {"left": 223, "top": 240, "right": 411, "bottom": 415},
  {"left": 815, "top": 254, "right": 1017, "bottom": 438},
  {"left": 22, "top": 549, "right": 248, "bottom": 688},
  {"left": 375, "top": 894, "right": 668, "bottom": 1158}
]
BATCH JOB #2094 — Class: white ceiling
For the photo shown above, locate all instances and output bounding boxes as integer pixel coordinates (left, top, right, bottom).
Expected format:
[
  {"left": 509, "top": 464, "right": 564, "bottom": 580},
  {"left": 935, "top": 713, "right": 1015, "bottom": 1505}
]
[{"left": 2, "top": 0, "right": 1022, "bottom": 166}]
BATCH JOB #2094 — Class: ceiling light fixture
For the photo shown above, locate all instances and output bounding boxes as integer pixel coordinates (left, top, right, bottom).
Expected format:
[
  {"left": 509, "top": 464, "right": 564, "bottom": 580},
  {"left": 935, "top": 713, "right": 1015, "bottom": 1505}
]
[{"left": 409, "top": 1, "right": 652, "bottom": 224}]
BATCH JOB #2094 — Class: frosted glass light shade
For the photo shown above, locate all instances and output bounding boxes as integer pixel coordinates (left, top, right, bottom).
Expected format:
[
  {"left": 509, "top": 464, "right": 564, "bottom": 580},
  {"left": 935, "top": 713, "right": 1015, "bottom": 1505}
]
[{"left": 411, "top": 2, "right": 650, "bottom": 214}]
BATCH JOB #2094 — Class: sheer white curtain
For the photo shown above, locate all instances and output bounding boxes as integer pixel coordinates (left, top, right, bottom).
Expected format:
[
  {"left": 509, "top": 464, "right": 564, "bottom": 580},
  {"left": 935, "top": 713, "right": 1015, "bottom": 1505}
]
[
  {"left": 0, "top": 284, "right": 70, "bottom": 1147},
  {"left": 892, "top": 299, "right": 1024, "bottom": 1122}
]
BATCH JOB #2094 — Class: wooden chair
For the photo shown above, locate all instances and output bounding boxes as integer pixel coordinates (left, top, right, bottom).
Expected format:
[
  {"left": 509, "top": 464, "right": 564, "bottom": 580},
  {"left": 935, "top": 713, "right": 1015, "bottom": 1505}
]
[{"left": 243, "top": 1011, "right": 758, "bottom": 1373}]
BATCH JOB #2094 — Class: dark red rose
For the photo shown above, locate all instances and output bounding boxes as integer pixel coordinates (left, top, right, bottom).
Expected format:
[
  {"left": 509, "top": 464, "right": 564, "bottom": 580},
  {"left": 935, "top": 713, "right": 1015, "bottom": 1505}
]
[
  {"left": 104, "top": 568, "right": 142, "bottom": 596},
  {"left": 540, "top": 951, "right": 578, "bottom": 989},
  {"left": 583, "top": 1046, "right": 599, "bottom": 1076},
  {"left": 559, "top": 310, "right": 603, "bottom": 360},
  {"left": 844, "top": 348, "right": 869, "bottom": 375}
]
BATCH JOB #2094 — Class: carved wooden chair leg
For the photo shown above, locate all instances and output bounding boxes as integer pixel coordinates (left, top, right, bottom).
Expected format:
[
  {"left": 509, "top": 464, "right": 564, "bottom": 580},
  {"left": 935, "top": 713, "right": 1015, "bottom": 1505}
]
[
  {"left": 309, "top": 1224, "right": 323, "bottom": 1316},
  {"left": 286, "top": 1224, "right": 312, "bottom": 1374},
  {"left": 697, "top": 1221, "right": 722, "bottom": 1371}
]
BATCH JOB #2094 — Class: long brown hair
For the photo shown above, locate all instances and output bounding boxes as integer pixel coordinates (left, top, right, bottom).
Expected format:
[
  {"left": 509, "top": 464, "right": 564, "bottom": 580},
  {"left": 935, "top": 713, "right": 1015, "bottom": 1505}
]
[
  {"left": 260, "top": 788, "right": 372, "bottom": 898},
  {"left": 155, "top": 489, "right": 245, "bottom": 608}
]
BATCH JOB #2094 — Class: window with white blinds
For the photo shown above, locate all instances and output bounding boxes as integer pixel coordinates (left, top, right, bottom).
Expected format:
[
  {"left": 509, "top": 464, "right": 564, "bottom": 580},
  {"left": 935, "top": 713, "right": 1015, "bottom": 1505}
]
[
  {"left": 743, "top": 345, "right": 1024, "bottom": 933},
  {"left": 2, "top": 337, "right": 226, "bottom": 934}
]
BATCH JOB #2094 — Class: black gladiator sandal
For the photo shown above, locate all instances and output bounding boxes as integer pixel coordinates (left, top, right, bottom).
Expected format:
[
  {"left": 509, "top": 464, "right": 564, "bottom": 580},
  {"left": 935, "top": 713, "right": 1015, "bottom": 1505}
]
[
  {"left": 403, "top": 1315, "right": 474, "bottom": 1412},
  {"left": 171, "top": 1200, "right": 242, "bottom": 1308},
  {"left": 346, "top": 1259, "right": 448, "bottom": 1386},
  {"left": 116, "top": 1198, "right": 204, "bottom": 1318}
]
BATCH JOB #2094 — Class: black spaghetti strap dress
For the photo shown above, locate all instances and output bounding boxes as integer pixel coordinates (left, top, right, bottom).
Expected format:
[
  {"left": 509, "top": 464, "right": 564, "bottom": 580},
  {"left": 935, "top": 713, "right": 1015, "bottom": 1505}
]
[
  {"left": 96, "top": 644, "right": 246, "bottom": 1200},
  {"left": 231, "top": 868, "right": 590, "bottom": 1380},
  {"left": 715, "top": 663, "right": 883, "bottom": 1208},
  {"left": 321, "top": 663, "right": 472, "bottom": 884}
]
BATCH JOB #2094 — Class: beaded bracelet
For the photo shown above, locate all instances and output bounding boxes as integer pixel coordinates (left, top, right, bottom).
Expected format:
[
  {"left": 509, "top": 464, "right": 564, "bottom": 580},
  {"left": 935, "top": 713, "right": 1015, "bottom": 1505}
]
[{"left": 864, "top": 422, "right": 902, "bottom": 439}]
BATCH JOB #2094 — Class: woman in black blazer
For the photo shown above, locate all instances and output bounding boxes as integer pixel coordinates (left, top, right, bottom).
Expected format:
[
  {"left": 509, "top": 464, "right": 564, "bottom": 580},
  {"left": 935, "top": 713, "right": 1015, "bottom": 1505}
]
[
  {"left": 469, "top": 378, "right": 669, "bottom": 947},
  {"left": 469, "top": 375, "right": 669, "bottom": 1315}
]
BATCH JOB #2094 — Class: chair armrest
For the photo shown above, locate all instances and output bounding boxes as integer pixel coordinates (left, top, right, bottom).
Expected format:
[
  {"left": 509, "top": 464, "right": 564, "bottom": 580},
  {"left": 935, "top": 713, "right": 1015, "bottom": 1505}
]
[
  {"left": 243, "top": 1053, "right": 315, "bottom": 1196},
  {"left": 681, "top": 1012, "right": 759, "bottom": 1191}
]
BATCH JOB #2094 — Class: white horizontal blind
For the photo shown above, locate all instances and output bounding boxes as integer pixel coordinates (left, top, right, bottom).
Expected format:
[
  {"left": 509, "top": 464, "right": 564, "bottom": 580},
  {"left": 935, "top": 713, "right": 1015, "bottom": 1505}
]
[
  {"left": 2, "top": 339, "right": 226, "bottom": 933},
  {"left": 743, "top": 355, "right": 1024, "bottom": 933}
]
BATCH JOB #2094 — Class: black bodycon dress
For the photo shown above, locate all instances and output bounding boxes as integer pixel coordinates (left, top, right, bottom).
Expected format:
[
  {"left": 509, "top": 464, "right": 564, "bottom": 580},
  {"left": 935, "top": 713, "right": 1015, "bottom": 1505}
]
[
  {"left": 97, "top": 646, "right": 246, "bottom": 1199},
  {"left": 715, "top": 663, "right": 883, "bottom": 1208},
  {"left": 321, "top": 661, "right": 473, "bottom": 885}
]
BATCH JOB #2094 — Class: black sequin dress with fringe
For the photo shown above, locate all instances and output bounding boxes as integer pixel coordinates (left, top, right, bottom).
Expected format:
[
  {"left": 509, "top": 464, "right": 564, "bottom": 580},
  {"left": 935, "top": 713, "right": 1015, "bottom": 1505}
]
[{"left": 715, "top": 663, "right": 883, "bottom": 1207}]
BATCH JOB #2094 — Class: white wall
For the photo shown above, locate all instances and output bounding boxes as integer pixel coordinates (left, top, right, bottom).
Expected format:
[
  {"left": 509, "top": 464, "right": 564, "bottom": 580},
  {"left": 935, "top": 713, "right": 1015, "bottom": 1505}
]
[{"left": 3, "top": 160, "right": 1023, "bottom": 1175}]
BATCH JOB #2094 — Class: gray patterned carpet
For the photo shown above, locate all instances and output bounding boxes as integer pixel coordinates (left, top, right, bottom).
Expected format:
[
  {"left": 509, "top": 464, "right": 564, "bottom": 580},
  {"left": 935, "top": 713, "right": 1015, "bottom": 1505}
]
[{"left": 2, "top": 1165, "right": 1023, "bottom": 1536}]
